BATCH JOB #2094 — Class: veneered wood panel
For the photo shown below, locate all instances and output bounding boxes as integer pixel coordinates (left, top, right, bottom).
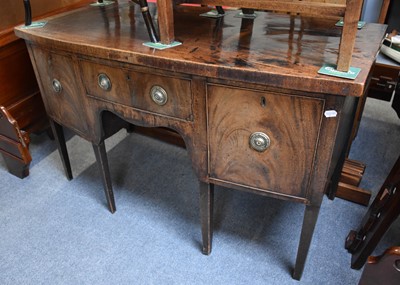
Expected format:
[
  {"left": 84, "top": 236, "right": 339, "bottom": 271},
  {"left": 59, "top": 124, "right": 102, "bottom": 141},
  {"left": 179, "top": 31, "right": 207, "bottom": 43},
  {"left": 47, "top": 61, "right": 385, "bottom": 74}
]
[
  {"left": 14, "top": 3, "right": 386, "bottom": 97},
  {"left": 207, "top": 84, "right": 324, "bottom": 198},
  {"left": 80, "top": 60, "right": 193, "bottom": 121},
  {"left": 30, "top": 46, "right": 88, "bottom": 133}
]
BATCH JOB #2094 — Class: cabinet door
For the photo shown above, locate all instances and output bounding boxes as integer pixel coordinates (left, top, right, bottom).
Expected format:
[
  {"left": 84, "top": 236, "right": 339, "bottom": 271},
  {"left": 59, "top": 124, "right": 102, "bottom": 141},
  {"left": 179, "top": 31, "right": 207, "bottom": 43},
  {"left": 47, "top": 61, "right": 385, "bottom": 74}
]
[
  {"left": 30, "top": 47, "right": 88, "bottom": 133},
  {"left": 207, "top": 84, "right": 324, "bottom": 199}
]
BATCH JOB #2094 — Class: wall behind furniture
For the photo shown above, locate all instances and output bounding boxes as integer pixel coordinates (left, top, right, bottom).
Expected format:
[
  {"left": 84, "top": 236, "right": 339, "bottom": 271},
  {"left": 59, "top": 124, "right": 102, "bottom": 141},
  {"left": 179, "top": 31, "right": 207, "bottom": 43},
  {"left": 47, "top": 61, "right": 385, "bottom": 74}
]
[
  {"left": 1, "top": 0, "right": 84, "bottom": 31},
  {"left": 361, "top": 0, "right": 383, "bottom": 22}
]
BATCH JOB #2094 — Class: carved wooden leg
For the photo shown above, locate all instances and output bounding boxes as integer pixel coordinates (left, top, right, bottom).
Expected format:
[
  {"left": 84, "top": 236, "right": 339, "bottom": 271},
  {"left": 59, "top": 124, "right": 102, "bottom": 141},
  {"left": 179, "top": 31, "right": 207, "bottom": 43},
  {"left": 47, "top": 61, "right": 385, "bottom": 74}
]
[
  {"left": 49, "top": 119, "right": 72, "bottom": 180},
  {"left": 200, "top": 181, "right": 214, "bottom": 255},
  {"left": 1, "top": 153, "right": 30, "bottom": 178},
  {"left": 293, "top": 205, "right": 321, "bottom": 280},
  {"left": 92, "top": 141, "right": 116, "bottom": 213}
]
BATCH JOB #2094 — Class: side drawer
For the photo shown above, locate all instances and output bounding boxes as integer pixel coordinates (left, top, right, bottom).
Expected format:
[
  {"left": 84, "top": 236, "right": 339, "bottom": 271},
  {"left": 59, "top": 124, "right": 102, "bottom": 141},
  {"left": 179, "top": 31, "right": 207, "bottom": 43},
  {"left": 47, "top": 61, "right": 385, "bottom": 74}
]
[
  {"left": 207, "top": 84, "right": 324, "bottom": 199},
  {"left": 80, "top": 60, "right": 193, "bottom": 121},
  {"left": 30, "top": 47, "right": 88, "bottom": 133}
]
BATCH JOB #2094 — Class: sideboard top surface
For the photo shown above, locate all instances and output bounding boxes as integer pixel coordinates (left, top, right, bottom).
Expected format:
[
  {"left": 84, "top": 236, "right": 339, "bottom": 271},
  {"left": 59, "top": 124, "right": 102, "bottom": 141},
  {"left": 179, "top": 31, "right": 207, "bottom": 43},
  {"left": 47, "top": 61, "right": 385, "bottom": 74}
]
[{"left": 15, "top": 0, "right": 386, "bottom": 96}]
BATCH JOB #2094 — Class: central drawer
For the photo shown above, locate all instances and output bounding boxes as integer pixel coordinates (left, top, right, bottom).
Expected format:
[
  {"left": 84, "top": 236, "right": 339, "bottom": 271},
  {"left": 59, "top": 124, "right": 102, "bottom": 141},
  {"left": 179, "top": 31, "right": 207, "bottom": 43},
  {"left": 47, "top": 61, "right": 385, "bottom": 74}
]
[
  {"left": 79, "top": 60, "right": 193, "bottom": 121},
  {"left": 207, "top": 84, "right": 324, "bottom": 199}
]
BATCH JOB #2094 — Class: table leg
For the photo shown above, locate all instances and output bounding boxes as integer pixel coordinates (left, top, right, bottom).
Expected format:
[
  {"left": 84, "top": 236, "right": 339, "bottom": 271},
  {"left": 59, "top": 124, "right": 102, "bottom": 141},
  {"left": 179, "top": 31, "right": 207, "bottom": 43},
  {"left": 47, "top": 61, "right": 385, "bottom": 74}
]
[
  {"left": 92, "top": 141, "right": 116, "bottom": 213},
  {"left": 200, "top": 181, "right": 214, "bottom": 255},
  {"left": 49, "top": 119, "right": 72, "bottom": 180},
  {"left": 293, "top": 204, "right": 321, "bottom": 280}
]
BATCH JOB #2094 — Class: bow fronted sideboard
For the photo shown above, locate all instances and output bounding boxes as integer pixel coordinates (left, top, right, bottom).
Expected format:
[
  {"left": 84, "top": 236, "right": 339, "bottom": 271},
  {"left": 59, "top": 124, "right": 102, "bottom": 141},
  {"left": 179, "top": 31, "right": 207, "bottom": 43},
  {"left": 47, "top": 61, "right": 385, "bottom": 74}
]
[{"left": 15, "top": 1, "right": 386, "bottom": 280}]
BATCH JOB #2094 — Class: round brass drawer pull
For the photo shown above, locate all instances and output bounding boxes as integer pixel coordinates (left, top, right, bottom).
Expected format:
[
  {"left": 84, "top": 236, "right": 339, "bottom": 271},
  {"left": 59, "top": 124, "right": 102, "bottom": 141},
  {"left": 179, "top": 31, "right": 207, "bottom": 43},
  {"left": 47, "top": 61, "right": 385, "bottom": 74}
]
[
  {"left": 150, "top": 85, "right": 168, "bottom": 106},
  {"left": 98, "top": 73, "right": 112, "bottom": 91},
  {"left": 52, "top": 79, "right": 62, "bottom": 93},
  {"left": 249, "top": 132, "right": 270, "bottom": 152}
]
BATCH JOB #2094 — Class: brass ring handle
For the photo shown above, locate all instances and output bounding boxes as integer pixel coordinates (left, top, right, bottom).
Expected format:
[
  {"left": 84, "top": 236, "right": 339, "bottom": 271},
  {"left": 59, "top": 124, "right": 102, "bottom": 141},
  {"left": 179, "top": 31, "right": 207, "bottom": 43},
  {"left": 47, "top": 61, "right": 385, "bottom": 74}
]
[
  {"left": 249, "top": 132, "right": 270, "bottom": 152},
  {"left": 150, "top": 85, "right": 168, "bottom": 106},
  {"left": 52, "top": 79, "right": 62, "bottom": 93},
  {"left": 98, "top": 73, "right": 112, "bottom": 91}
]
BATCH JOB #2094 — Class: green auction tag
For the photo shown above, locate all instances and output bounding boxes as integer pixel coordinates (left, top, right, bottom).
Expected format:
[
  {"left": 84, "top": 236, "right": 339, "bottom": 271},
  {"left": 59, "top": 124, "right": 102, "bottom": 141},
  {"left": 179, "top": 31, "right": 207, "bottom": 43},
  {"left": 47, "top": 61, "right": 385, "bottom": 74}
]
[
  {"left": 335, "top": 19, "right": 366, "bottom": 29},
  {"left": 318, "top": 64, "right": 361, "bottom": 80},
  {"left": 21, "top": 21, "right": 47, "bottom": 29},
  {"left": 143, "top": 41, "right": 182, "bottom": 50}
]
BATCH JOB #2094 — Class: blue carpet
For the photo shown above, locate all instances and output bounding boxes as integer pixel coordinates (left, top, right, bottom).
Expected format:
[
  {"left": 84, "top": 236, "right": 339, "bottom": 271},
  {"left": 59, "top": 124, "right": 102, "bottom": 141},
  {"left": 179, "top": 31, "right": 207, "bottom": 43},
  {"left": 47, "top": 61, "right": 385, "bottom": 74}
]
[{"left": 0, "top": 97, "right": 399, "bottom": 284}]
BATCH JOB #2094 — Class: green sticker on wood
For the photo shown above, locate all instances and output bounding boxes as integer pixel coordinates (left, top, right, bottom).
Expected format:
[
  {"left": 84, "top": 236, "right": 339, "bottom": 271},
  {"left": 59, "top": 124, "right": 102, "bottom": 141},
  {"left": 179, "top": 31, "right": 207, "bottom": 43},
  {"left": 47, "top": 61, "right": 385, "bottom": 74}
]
[
  {"left": 335, "top": 19, "right": 366, "bottom": 29},
  {"left": 318, "top": 64, "right": 361, "bottom": 80},
  {"left": 21, "top": 21, "right": 47, "bottom": 29},
  {"left": 143, "top": 41, "right": 182, "bottom": 50}
]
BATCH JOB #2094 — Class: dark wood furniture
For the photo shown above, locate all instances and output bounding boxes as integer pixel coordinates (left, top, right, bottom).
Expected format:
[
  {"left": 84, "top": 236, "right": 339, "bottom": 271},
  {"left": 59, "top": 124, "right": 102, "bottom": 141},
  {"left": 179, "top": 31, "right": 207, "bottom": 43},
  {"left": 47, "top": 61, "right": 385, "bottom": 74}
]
[
  {"left": 367, "top": 0, "right": 400, "bottom": 118},
  {"left": 0, "top": 36, "right": 46, "bottom": 178},
  {"left": 367, "top": 53, "right": 400, "bottom": 118},
  {"left": 15, "top": 1, "right": 385, "bottom": 280},
  {"left": 346, "top": 154, "right": 400, "bottom": 269},
  {"left": 333, "top": 0, "right": 400, "bottom": 205},
  {"left": 0, "top": 0, "right": 94, "bottom": 178},
  {"left": 336, "top": 159, "right": 369, "bottom": 205},
  {"left": 344, "top": 2, "right": 400, "bottom": 273},
  {"left": 358, "top": 247, "right": 400, "bottom": 285}
]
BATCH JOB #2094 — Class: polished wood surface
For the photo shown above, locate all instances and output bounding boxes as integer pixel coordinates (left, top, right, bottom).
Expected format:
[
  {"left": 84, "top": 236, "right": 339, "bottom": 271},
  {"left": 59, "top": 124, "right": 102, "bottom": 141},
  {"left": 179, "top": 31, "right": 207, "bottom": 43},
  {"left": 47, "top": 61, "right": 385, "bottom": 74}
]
[
  {"left": 208, "top": 84, "right": 323, "bottom": 200},
  {"left": 183, "top": 0, "right": 348, "bottom": 16},
  {"left": 15, "top": 2, "right": 384, "bottom": 96},
  {"left": 0, "top": 106, "right": 32, "bottom": 178},
  {"left": 80, "top": 59, "right": 193, "bottom": 120},
  {"left": 15, "top": 1, "right": 385, "bottom": 280},
  {"left": 167, "top": 0, "right": 363, "bottom": 71},
  {"left": 31, "top": 48, "right": 90, "bottom": 133}
]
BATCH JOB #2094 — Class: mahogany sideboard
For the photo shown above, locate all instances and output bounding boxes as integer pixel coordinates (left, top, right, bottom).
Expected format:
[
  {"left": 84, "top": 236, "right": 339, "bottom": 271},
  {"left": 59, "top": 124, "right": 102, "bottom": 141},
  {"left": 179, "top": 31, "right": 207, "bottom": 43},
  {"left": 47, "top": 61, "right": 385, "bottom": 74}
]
[{"left": 15, "top": 1, "right": 386, "bottom": 280}]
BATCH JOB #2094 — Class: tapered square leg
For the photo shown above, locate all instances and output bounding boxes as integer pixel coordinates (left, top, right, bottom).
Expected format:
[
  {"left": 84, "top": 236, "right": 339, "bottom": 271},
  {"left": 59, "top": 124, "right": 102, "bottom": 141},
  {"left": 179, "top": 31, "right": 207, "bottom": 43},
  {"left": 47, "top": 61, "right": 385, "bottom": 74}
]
[
  {"left": 49, "top": 119, "right": 72, "bottom": 180},
  {"left": 92, "top": 141, "right": 116, "bottom": 213},
  {"left": 293, "top": 205, "right": 321, "bottom": 280},
  {"left": 199, "top": 181, "right": 214, "bottom": 255}
]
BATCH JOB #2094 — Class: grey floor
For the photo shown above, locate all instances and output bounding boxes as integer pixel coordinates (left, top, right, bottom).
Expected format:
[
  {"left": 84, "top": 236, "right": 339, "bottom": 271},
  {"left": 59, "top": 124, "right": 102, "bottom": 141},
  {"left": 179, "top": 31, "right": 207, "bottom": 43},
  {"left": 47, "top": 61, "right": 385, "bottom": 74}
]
[{"left": 0, "top": 97, "right": 399, "bottom": 284}]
